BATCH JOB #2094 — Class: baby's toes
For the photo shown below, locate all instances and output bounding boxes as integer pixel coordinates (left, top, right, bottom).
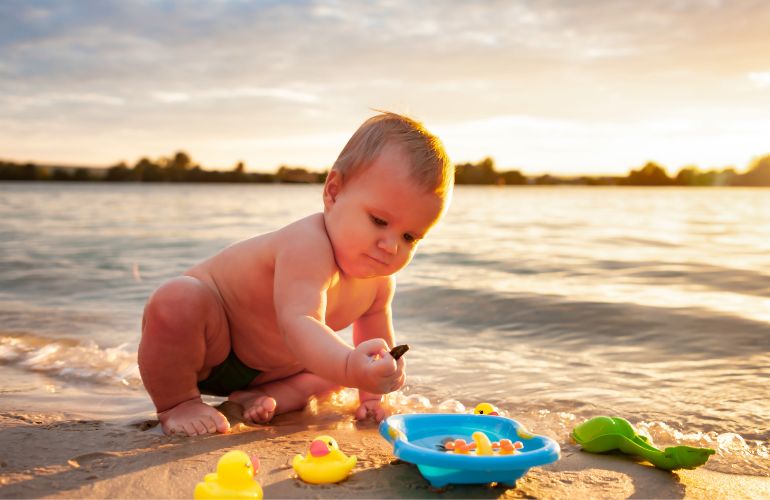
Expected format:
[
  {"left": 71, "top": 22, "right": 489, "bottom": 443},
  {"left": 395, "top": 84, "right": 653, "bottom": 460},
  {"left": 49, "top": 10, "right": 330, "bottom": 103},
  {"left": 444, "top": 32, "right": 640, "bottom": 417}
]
[
  {"left": 245, "top": 407, "right": 260, "bottom": 423},
  {"left": 244, "top": 404, "right": 263, "bottom": 423},
  {"left": 250, "top": 397, "right": 276, "bottom": 423},
  {"left": 261, "top": 397, "right": 277, "bottom": 415},
  {"left": 210, "top": 411, "right": 230, "bottom": 433}
]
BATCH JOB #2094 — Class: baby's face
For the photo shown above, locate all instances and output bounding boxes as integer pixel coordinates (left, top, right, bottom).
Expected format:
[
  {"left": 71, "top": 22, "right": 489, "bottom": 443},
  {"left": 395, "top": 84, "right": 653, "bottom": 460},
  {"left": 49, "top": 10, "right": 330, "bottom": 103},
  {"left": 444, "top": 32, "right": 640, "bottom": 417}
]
[{"left": 324, "top": 144, "right": 446, "bottom": 279}]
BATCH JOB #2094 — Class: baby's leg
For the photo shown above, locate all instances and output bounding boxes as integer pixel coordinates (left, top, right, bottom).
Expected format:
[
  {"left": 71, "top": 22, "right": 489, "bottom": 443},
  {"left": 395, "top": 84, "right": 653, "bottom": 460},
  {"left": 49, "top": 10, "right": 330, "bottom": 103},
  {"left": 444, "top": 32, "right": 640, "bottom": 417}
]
[
  {"left": 138, "top": 276, "right": 231, "bottom": 436},
  {"left": 229, "top": 372, "right": 341, "bottom": 424}
]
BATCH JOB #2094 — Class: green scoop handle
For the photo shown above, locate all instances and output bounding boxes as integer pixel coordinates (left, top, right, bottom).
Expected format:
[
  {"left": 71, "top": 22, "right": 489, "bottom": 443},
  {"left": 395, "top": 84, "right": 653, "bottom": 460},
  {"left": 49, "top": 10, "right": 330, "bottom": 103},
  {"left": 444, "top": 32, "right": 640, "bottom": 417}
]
[{"left": 571, "top": 416, "right": 715, "bottom": 471}]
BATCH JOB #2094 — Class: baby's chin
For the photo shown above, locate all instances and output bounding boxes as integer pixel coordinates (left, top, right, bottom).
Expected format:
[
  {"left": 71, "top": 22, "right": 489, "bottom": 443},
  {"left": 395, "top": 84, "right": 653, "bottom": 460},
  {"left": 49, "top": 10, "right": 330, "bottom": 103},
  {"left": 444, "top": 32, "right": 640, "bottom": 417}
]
[
  {"left": 337, "top": 260, "right": 388, "bottom": 279},
  {"left": 340, "top": 267, "right": 383, "bottom": 279}
]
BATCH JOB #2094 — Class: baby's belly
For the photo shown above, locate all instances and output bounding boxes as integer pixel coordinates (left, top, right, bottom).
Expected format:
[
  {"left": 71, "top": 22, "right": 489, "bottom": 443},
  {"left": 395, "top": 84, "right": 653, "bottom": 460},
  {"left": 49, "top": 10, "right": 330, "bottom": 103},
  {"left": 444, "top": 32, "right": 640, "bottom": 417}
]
[
  {"left": 185, "top": 264, "right": 315, "bottom": 386},
  {"left": 228, "top": 317, "right": 298, "bottom": 372}
]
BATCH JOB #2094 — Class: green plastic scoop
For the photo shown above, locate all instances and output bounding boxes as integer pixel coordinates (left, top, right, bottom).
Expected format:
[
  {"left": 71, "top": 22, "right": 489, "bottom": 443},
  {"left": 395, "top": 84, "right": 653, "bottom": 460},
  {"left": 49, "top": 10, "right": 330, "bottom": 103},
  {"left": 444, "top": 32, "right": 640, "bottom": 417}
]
[{"left": 571, "top": 416, "right": 715, "bottom": 471}]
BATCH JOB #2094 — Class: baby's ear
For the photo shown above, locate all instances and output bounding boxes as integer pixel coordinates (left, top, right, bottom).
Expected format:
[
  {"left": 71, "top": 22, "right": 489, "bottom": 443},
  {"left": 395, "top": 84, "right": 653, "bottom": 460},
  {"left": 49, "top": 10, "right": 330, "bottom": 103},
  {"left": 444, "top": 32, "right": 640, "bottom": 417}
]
[{"left": 323, "top": 170, "right": 342, "bottom": 208}]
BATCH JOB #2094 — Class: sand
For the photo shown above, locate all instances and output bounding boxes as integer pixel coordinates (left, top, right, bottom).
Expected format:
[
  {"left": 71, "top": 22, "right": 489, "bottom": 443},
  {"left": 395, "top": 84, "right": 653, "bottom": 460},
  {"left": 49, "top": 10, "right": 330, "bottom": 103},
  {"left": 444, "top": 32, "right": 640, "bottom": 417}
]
[{"left": 1, "top": 401, "right": 768, "bottom": 499}]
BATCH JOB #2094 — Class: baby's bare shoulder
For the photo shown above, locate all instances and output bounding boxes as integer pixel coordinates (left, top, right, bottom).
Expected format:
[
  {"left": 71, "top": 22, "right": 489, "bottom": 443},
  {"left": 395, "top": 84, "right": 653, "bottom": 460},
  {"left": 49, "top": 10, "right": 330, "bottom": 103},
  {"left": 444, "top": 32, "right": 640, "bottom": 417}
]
[
  {"left": 196, "top": 214, "right": 327, "bottom": 271},
  {"left": 275, "top": 213, "right": 330, "bottom": 251},
  {"left": 273, "top": 214, "right": 337, "bottom": 277}
]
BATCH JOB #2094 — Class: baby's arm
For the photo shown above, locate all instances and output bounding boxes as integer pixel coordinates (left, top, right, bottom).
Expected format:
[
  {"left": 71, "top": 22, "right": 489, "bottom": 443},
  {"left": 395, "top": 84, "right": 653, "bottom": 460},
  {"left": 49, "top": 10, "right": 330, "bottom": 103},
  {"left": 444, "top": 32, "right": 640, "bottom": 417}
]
[
  {"left": 352, "top": 276, "right": 405, "bottom": 420},
  {"left": 273, "top": 241, "right": 400, "bottom": 394}
]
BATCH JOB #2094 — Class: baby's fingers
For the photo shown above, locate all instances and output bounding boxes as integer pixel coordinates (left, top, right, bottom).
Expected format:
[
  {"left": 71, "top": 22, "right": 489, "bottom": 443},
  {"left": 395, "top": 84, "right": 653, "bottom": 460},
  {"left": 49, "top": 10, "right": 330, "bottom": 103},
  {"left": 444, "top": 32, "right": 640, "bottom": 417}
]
[
  {"left": 354, "top": 404, "right": 371, "bottom": 421},
  {"left": 373, "top": 404, "right": 387, "bottom": 422},
  {"left": 370, "top": 353, "right": 398, "bottom": 377},
  {"left": 390, "top": 368, "right": 405, "bottom": 392},
  {"left": 358, "top": 338, "right": 390, "bottom": 357},
  {"left": 385, "top": 356, "right": 405, "bottom": 382}
]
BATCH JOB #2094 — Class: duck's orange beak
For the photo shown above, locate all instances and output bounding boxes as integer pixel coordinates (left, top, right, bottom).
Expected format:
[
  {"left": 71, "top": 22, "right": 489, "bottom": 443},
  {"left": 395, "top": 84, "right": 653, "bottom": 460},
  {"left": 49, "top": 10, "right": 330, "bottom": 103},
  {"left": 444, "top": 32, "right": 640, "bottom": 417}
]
[
  {"left": 309, "top": 440, "right": 330, "bottom": 457},
  {"left": 489, "top": 411, "right": 499, "bottom": 416}
]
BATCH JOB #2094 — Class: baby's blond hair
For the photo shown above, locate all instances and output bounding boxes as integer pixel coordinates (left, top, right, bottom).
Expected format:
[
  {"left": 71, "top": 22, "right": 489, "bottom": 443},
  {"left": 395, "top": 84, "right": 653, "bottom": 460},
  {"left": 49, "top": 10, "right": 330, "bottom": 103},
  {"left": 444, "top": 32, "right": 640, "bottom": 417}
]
[{"left": 332, "top": 112, "right": 453, "bottom": 197}]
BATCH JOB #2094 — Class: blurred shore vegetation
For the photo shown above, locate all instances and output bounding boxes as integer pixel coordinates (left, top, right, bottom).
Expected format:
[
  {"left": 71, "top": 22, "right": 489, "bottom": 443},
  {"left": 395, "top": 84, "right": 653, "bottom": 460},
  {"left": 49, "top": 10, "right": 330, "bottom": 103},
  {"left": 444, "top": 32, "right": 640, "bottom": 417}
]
[{"left": 2, "top": 151, "right": 769, "bottom": 186}]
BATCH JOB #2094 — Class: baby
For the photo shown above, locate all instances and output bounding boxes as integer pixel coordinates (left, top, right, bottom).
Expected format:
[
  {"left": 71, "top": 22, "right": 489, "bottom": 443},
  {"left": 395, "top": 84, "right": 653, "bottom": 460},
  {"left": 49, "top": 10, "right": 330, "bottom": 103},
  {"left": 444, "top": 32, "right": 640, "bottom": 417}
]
[{"left": 138, "top": 112, "right": 454, "bottom": 435}]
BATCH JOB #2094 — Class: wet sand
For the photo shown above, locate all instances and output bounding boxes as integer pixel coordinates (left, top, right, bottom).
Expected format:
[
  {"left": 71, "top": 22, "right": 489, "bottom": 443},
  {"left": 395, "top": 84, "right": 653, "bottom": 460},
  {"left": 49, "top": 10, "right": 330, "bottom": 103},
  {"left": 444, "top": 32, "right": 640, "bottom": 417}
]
[{"left": 1, "top": 402, "right": 767, "bottom": 499}]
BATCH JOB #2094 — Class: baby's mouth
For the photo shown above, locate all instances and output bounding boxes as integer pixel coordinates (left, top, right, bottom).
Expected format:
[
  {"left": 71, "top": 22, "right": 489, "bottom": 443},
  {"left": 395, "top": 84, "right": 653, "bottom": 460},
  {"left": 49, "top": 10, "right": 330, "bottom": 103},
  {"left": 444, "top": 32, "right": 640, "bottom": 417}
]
[{"left": 366, "top": 254, "right": 387, "bottom": 266}]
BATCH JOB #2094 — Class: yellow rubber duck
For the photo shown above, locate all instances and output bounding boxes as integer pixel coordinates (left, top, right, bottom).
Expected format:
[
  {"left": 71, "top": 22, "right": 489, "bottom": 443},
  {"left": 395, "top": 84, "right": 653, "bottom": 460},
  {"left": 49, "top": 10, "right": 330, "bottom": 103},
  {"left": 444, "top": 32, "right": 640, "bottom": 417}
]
[
  {"left": 194, "top": 450, "right": 263, "bottom": 499},
  {"left": 471, "top": 431, "right": 495, "bottom": 456},
  {"left": 473, "top": 402, "right": 500, "bottom": 416},
  {"left": 292, "top": 435, "right": 357, "bottom": 484}
]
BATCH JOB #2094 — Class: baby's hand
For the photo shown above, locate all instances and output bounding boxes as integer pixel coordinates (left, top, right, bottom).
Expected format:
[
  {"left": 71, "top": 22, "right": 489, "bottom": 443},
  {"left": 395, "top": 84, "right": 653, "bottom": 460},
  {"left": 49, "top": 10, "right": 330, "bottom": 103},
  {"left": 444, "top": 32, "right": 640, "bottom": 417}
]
[
  {"left": 347, "top": 338, "right": 405, "bottom": 394},
  {"left": 355, "top": 397, "right": 388, "bottom": 422}
]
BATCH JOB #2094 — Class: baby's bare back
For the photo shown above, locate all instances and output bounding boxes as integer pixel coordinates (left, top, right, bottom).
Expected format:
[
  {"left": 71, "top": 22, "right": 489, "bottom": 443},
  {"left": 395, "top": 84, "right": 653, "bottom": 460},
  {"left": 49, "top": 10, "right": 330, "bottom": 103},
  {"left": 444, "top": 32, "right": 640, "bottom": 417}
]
[{"left": 185, "top": 213, "right": 381, "bottom": 379}]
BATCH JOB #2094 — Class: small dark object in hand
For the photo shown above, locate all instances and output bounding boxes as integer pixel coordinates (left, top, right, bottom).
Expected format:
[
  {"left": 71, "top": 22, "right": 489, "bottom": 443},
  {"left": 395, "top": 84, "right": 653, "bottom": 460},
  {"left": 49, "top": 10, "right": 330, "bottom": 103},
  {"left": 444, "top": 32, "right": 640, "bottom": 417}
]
[{"left": 390, "top": 344, "right": 409, "bottom": 360}]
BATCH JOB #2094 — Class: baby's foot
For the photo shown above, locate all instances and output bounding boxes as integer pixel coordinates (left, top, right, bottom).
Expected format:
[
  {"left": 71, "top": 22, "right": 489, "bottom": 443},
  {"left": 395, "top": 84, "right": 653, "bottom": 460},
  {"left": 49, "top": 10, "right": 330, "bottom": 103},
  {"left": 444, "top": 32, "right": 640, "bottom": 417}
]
[
  {"left": 158, "top": 399, "right": 230, "bottom": 436},
  {"left": 244, "top": 395, "right": 277, "bottom": 424},
  {"left": 229, "top": 390, "right": 277, "bottom": 424}
]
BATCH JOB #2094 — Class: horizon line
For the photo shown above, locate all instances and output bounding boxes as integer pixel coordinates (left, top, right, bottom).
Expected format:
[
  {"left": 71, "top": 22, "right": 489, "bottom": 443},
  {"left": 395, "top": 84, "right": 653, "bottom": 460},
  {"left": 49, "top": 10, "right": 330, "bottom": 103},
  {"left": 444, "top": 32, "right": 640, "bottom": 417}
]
[{"left": 2, "top": 152, "right": 767, "bottom": 178}]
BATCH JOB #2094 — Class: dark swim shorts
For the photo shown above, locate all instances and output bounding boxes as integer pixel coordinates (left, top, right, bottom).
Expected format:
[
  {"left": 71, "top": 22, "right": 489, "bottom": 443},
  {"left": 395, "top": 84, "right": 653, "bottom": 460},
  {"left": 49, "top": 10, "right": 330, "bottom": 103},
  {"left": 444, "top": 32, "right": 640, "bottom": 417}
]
[{"left": 197, "top": 350, "right": 262, "bottom": 397}]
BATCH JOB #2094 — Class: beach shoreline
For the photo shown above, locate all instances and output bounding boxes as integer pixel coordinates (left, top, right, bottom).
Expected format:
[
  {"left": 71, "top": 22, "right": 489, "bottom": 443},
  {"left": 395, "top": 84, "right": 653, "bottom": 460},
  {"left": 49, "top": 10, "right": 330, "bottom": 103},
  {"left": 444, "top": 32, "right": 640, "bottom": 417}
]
[{"left": 1, "top": 402, "right": 767, "bottom": 499}]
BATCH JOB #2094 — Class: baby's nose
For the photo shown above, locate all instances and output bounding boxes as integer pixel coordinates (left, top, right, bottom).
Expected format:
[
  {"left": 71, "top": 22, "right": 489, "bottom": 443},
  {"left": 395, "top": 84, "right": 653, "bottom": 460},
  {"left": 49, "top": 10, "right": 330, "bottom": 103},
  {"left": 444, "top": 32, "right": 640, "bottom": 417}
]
[{"left": 378, "top": 235, "right": 398, "bottom": 254}]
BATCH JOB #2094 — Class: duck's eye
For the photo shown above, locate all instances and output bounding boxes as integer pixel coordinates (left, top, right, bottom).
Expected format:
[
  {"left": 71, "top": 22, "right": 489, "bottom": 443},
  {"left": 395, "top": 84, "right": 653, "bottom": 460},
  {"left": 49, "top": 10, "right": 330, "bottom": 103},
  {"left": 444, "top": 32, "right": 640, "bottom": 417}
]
[{"left": 479, "top": 410, "right": 485, "bottom": 414}]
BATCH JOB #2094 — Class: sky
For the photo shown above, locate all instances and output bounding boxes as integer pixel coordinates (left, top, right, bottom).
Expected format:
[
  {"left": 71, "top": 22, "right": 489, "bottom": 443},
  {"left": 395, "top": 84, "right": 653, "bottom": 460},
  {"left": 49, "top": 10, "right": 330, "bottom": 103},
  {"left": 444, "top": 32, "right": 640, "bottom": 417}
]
[{"left": 1, "top": 0, "right": 769, "bottom": 176}]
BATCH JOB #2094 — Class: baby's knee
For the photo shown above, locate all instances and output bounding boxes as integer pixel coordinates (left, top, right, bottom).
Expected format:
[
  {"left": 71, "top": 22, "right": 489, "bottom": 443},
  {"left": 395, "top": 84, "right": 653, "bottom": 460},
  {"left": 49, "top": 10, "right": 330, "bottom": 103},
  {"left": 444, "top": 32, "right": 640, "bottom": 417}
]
[{"left": 144, "top": 277, "right": 213, "bottom": 329}]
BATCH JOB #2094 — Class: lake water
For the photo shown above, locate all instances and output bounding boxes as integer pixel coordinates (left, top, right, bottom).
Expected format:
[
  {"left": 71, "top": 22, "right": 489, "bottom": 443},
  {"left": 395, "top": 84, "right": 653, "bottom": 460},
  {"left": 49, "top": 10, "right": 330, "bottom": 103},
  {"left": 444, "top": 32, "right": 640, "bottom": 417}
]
[{"left": 1, "top": 182, "right": 768, "bottom": 476}]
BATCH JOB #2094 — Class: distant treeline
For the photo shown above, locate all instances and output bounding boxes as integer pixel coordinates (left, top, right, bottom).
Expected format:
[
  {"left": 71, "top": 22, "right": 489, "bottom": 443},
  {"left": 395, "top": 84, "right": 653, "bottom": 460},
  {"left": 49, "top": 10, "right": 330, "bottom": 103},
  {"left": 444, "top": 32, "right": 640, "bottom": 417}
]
[
  {"left": 2, "top": 151, "right": 770, "bottom": 186},
  {"left": 454, "top": 155, "right": 770, "bottom": 187}
]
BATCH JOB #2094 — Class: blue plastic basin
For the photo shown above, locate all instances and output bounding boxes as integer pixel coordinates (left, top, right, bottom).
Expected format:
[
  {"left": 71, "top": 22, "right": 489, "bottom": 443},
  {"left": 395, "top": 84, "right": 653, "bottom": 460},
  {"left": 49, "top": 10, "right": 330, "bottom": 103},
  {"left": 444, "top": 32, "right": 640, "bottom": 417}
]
[{"left": 379, "top": 413, "right": 560, "bottom": 487}]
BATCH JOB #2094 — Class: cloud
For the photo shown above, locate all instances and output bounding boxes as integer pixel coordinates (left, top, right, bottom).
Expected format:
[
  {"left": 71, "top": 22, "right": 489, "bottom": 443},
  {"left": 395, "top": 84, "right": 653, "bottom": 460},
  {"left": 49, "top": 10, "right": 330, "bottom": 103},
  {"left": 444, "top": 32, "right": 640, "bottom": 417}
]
[
  {"left": 152, "top": 87, "right": 318, "bottom": 104},
  {"left": 151, "top": 91, "right": 190, "bottom": 104},
  {"left": 2, "top": 1, "right": 767, "bottom": 92},
  {"left": 748, "top": 71, "right": 770, "bottom": 89},
  {"left": 3, "top": 91, "right": 124, "bottom": 111}
]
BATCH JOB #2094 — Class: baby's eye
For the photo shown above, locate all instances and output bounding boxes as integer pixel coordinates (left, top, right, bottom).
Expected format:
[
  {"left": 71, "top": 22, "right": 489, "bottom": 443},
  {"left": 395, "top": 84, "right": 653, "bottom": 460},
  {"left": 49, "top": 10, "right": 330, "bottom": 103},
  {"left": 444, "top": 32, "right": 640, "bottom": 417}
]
[
  {"left": 371, "top": 215, "right": 387, "bottom": 226},
  {"left": 403, "top": 233, "right": 416, "bottom": 244}
]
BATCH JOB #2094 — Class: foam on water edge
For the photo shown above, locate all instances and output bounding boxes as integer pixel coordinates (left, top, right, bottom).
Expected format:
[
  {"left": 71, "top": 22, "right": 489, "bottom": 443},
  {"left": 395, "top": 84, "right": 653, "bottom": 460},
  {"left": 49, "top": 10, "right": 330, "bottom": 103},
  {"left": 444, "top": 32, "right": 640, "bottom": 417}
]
[{"left": 0, "top": 333, "right": 141, "bottom": 390}]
